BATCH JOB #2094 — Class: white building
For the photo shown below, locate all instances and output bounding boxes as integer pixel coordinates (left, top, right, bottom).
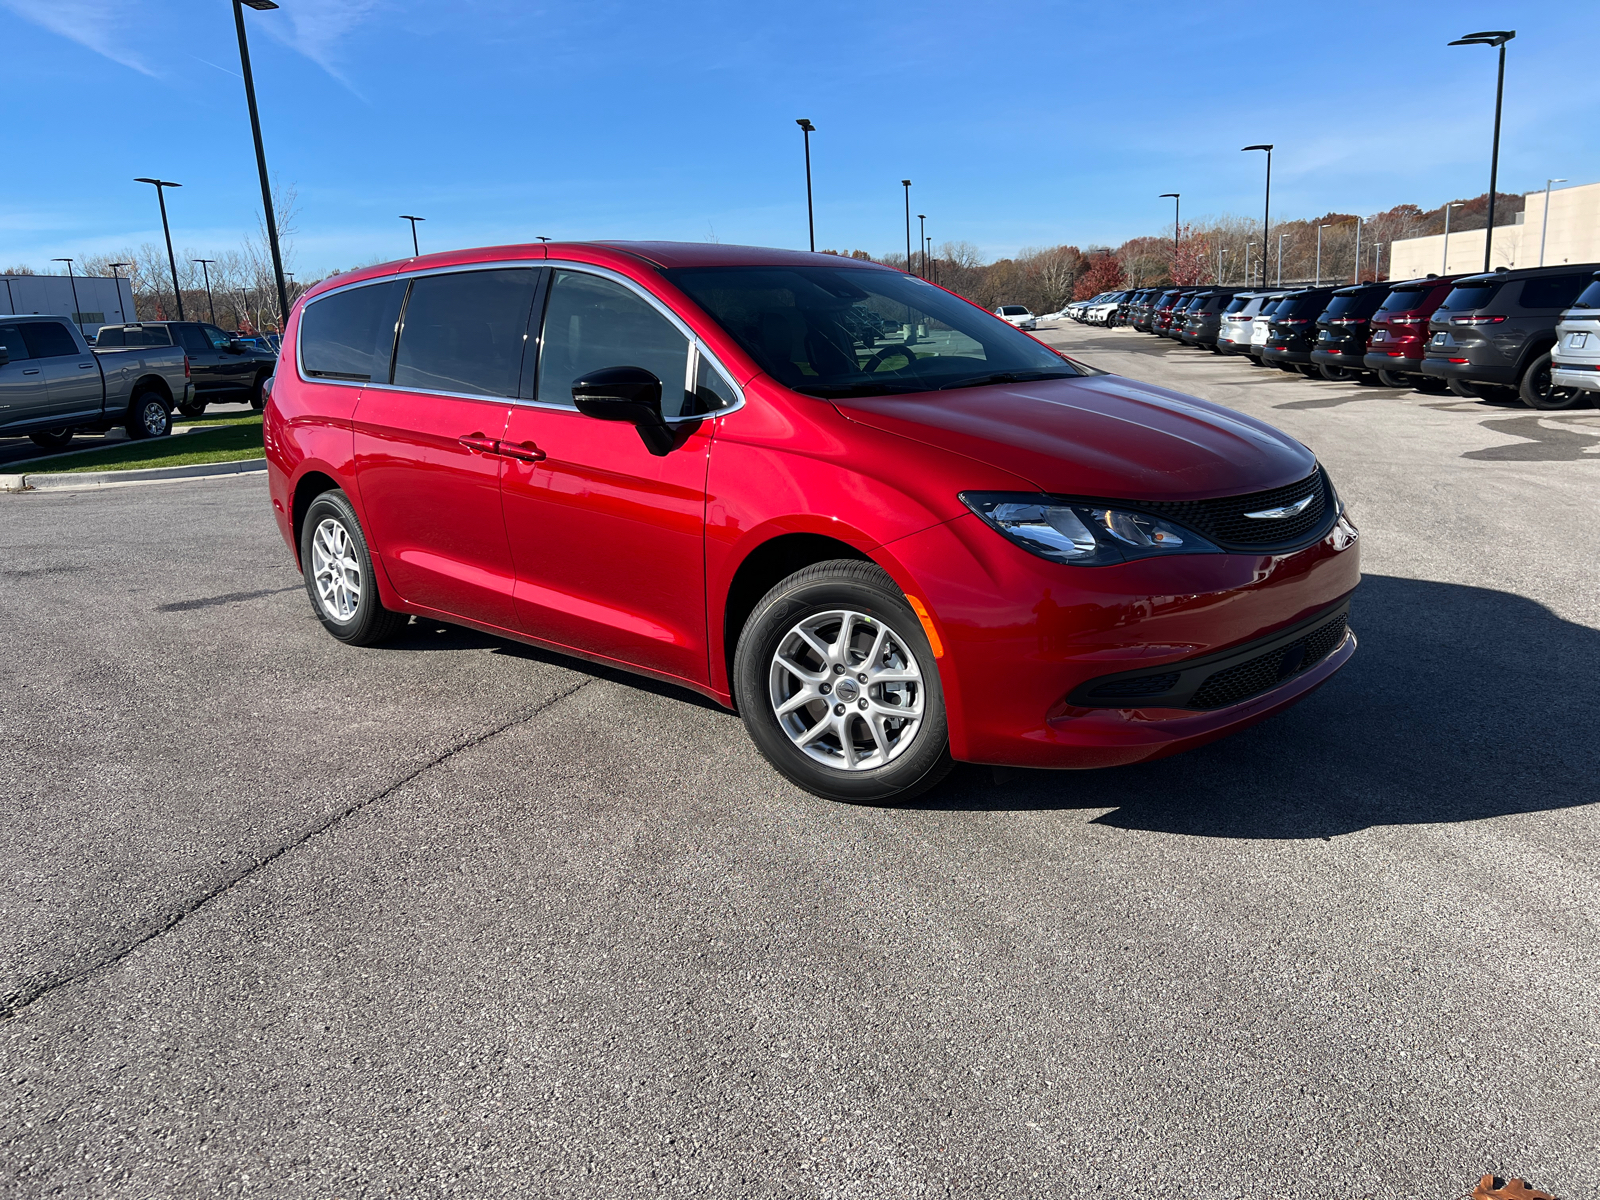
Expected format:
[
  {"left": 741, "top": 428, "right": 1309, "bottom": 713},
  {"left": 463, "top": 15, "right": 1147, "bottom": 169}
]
[
  {"left": 1388, "top": 179, "right": 1600, "bottom": 280},
  {"left": 0, "top": 274, "right": 137, "bottom": 335}
]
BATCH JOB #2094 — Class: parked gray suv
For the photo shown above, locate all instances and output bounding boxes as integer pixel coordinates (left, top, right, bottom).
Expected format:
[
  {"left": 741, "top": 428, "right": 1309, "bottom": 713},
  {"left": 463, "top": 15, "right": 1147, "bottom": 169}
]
[{"left": 1419, "top": 264, "right": 1600, "bottom": 409}]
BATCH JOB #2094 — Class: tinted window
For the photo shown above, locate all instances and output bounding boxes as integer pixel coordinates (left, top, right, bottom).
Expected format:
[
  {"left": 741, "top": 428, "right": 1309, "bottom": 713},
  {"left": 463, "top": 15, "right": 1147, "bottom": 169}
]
[
  {"left": 174, "top": 324, "right": 212, "bottom": 354},
  {"left": 300, "top": 281, "right": 403, "bottom": 381},
  {"left": 1378, "top": 288, "right": 1428, "bottom": 313},
  {"left": 20, "top": 321, "right": 79, "bottom": 358},
  {"left": 1571, "top": 279, "right": 1600, "bottom": 309},
  {"left": 393, "top": 269, "right": 539, "bottom": 397},
  {"left": 538, "top": 271, "right": 691, "bottom": 414},
  {"left": 1224, "top": 297, "right": 1251, "bottom": 314},
  {"left": 201, "top": 324, "right": 233, "bottom": 349},
  {"left": 1259, "top": 298, "right": 1283, "bottom": 316},
  {"left": 126, "top": 326, "right": 172, "bottom": 347},
  {"left": 95, "top": 326, "right": 126, "bottom": 346},
  {"left": 0, "top": 324, "right": 30, "bottom": 362},
  {"left": 693, "top": 353, "right": 739, "bottom": 414},
  {"left": 1519, "top": 274, "right": 1588, "bottom": 310},
  {"left": 1438, "top": 283, "right": 1501, "bottom": 312},
  {"left": 667, "top": 264, "right": 1079, "bottom": 400},
  {"left": 1321, "top": 294, "right": 1359, "bottom": 318}
]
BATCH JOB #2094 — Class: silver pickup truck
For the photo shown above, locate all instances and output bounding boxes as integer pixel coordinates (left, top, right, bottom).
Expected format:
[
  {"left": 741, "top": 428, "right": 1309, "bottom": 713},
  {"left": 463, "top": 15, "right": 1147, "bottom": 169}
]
[{"left": 0, "top": 314, "right": 194, "bottom": 451}]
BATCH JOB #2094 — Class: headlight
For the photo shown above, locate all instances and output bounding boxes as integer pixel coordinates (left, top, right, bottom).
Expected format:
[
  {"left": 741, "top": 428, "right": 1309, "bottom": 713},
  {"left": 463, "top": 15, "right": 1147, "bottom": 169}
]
[{"left": 961, "top": 492, "right": 1220, "bottom": 566}]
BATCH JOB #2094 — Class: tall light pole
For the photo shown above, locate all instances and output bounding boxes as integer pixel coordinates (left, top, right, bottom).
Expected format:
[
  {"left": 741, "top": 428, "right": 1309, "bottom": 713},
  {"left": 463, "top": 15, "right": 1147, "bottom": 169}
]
[
  {"left": 917, "top": 214, "right": 927, "bottom": 278},
  {"left": 796, "top": 119, "right": 816, "bottom": 252},
  {"left": 1245, "top": 242, "right": 1254, "bottom": 289},
  {"left": 1539, "top": 177, "right": 1567, "bottom": 266},
  {"left": 1353, "top": 219, "right": 1362, "bottom": 284},
  {"left": 1242, "top": 145, "right": 1273, "bottom": 289},
  {"left": 901, "top": 180, "right": 912, "bottom": 275},
  {"left": 192, "top": 258, "right": 217, "bottom": 324},
  {"left": 1449, "top": 30, "right": 1515, "bottom": 271},
  {"left": 1160, "top": 193, "right": 1180, "bottom": 264},
  {"left": 134, "top": 177, "right": 184, "bottom": 320},
  {"left": 1316, "top": 224, "right": 1328, "bottom": 287},
  {"left": 1277, "top": 232, "right": 1286, "bottom": 286},
  {"left": 1440, "top": 201, "right": 1465, "bottom": 274},
  {"left": 400, "top": 215, "right": 425, "bottom": 257},
  {"left": 109, "top": 261, "right": 131, "bottom": 323},
  {"left": 51, "top": 259, "right": 84, "bottom": 336},
  {"left": 233, "top": 0, "right": 291, "bottom": 329},
  {"left": 925, "top": 235, "right": 934, "bottom": 284}
]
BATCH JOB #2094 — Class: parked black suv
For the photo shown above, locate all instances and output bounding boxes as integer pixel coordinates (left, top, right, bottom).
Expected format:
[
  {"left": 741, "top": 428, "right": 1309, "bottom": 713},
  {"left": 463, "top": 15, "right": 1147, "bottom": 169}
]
[
  {"left": 1131, "top": 288, "right": 1167, "bottom": 332},
  {"left": 1309, "top": 282, "right": 1391, "bottom": 381},
  {"left": 94, "top": 320, "right": 277, "bottom": 416},
  {"left": 1261, "top": 287, "right": 1337, "bottom": 373},
  {"left": 1182, "top": 288, "right": 1241, "bottom": 352},
  {"left": 1419, "top": 264, "right": 1600, "bottom": 408}
]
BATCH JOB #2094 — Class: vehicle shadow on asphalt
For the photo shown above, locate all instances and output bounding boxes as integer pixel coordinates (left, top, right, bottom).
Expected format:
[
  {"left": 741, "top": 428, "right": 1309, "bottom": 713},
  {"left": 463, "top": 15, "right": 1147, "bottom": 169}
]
[{"left": 911, "top": 574, "right": 1599, "bottom": 838}]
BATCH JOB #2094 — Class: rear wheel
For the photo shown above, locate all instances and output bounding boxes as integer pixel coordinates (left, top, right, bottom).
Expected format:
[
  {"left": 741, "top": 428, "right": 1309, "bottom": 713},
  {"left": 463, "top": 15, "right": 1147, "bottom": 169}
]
[
  {"left": 125, "top": 390, "right": 171, "bottom": 440},
  {"left": 250, "top": 371, "right": 271, "bottom": 411},
  {"left": 1318, "top": 362, "right": 1357, "bottom": 382},
  {"left": 733, "top": 560, "right": 952, "bottom": 805},
  {"left": 1296, "top": 363, "right": 1319, "bottom": 377},
  {"left": 176, "top": 399, "right": 208, "bottom": 419},
  {"left": 299, "top": 490, "right": 409, "bottom": 646},
  {"left": 1376, "top": 369, "right": 1414, "bottom": 388},
  {"left": 28, "top": 428, "right": 74, "bottom": 451},
  {"left": 1519, "top": 351, "right": 1587, "bottom": 410}
]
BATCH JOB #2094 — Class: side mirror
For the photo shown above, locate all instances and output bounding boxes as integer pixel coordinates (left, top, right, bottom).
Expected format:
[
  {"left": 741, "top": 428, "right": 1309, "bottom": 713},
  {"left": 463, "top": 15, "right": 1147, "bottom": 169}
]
[
  {"left": 226, "top": 340, "right": 246, "bottom": 354},
  {"left": 571, "top": 366, "right": 675, "bottom": 456}
]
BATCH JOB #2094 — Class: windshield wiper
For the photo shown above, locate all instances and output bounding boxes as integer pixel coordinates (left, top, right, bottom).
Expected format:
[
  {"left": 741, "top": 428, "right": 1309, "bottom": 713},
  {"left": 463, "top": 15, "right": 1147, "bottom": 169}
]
[{"left": 937, "top": 370, "right": 1074, "bottom": 390}]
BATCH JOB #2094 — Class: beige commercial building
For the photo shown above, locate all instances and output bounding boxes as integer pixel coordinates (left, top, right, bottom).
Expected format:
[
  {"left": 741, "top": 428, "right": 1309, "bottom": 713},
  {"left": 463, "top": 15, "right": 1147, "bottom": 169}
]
[{"left": 1387, "top": 179, "right": 1600, "bottom": 279}]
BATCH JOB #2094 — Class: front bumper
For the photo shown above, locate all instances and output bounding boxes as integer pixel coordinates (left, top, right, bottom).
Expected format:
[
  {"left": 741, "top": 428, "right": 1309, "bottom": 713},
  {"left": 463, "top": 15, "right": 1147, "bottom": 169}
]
[{"left": 881, "top": 511, "right": 1362, "bottom": 769}]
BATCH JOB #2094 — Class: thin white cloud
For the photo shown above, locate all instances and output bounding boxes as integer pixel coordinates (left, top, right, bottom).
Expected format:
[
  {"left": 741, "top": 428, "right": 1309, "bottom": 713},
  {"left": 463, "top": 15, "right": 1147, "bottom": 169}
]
[
  {"left": 258, "top": 0, "right": 381, "bottom": 98},
  {"left": 1, "top": 0, "right": 155, "bottom": 75}
]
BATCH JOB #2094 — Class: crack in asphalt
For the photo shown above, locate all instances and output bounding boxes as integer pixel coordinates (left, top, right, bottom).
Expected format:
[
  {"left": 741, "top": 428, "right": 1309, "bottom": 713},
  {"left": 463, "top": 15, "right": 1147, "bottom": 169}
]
[{"left": 0, "top": 678, "right": 594, "bottom": 1022}]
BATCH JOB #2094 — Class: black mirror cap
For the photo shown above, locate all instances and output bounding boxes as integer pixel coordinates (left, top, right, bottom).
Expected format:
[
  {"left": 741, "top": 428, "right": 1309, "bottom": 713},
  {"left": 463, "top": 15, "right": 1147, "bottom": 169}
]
[{"left": 572, "top": 366, "right": 674, "bottom": 456}]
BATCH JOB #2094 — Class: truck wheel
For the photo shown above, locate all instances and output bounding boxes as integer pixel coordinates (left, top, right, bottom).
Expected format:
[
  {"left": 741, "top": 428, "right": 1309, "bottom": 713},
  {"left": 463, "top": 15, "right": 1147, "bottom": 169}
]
[
  {"left": 250, "top": 371, "right": 271, "bottom": 411},
  {"left": 176, "top": 399, "right": 208, "bottom": 418},
  {"left": 1519, "top": 351, "right": 1587, "bottom": 411},
  {"left": 299, "top": 490, "right": 409, "bottom": 646},
  {"left": 733, "top": 559, "right": 952, "bottom": 805},
  {"left": 126, "top": 390, "right": 172, "bottom": 440},
  {"left": 28, "top": 428, "right": 74, "bottom": 451}
]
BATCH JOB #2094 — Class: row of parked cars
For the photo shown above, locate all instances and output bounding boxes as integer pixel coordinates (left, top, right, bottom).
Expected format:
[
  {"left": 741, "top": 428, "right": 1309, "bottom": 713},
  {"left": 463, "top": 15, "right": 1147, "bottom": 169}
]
[{"left": 1053, "top": 267, "right": 1600, "bottom": 410}]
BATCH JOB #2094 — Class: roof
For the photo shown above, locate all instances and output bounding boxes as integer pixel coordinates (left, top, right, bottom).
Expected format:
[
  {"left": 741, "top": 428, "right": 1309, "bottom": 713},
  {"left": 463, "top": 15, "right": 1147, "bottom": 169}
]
[
  {"left": 1450, "top": 261, "right": 1600, "bottom": 284},
  {"left": 596, "top": 241, "right": 886, "bottom": 270}
]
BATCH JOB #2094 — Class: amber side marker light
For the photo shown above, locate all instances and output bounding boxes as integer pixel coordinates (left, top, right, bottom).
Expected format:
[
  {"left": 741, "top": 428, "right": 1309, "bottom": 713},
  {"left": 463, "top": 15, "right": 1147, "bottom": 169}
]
[{"left": 905, "top": 595, "right": 944, "bottom": 659}]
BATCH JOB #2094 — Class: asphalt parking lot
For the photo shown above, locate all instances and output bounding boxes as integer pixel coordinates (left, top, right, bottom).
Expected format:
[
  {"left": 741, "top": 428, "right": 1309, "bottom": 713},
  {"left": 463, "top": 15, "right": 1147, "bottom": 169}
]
[{"left": 2, "top": 325, "right": 1597, "bottom": 1199}]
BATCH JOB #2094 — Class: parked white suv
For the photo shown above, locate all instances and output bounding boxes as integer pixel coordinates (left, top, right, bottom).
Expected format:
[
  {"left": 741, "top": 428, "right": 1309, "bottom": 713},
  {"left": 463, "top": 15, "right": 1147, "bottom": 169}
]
[
  {"left": 1220, "top": 292, "right": 1280, "bottom": 356},
  {"left": 1551, "top": 271, "right": 1600, "bottom": 395},
  {"left": 1248, "top": 295, "right": 1285, "bottom": 361},
  {"left": 994, "top": 305, "right": 1036, "bottom": 330}
]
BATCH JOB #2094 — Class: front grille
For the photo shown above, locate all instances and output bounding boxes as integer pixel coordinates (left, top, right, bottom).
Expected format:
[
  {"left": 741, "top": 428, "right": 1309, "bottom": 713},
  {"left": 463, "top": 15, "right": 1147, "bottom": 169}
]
[
  {"left": 1188, "top": 612, "right": 1348, "bottom": 710},
  {"left": 1130, "top": 468, "right": 1329, "bottom": 549}
]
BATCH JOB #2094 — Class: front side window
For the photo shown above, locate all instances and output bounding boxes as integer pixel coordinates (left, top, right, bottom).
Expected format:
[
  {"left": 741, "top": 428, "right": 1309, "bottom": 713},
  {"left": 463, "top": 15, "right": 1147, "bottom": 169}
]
[
  {"left": 300, "top": 280, "right": 404, "bottom": 382},
  {"left": 667, "top": 265, "right": 1080, "bottom": 399},
  {"left": 174, "top": 325, "right": 212, "bottom": 355},
  {"left": 393, "top": 269, "right": 540, "bottom": 398},
  {"left": 20, "top": 321, "right": 79, "bottom": 358},
  {"left": 202, "top": 324, "right": 233, "bottom": 349},
  {"left": 537, "top": 271, "right": 690, "bottom": 414}
]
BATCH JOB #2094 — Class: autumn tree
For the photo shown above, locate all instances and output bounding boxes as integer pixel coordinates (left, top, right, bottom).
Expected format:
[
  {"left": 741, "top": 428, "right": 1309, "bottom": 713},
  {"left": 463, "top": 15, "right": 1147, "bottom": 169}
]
[{"left": 1072, "top": 253, "right": 1125, "bottom": 299}]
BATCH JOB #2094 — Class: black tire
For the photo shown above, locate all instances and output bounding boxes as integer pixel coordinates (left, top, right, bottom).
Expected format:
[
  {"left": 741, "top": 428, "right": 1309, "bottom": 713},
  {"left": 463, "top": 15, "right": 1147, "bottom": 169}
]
[
  {"left": 298, "top": 490, "right": 409, "bottom": 647},
  {"left": 1447, "top": 378, "right": 1480, "bottom": 399},
  {"left": 1296, "top": 363, "right": 1319, "bottom": 377},
  {"left": 733, "top": 559, "right": 952, "bottom": 805},
  {"left": 28, "top": 428, "right": 74, "bottom": 451},
  {"left": 125, "top": 390, "right": 172, "bottom": 440},
  {"left": 1318, "top": 363, "right": 1356, "bottom": 382},
  {"left": 1519, "top": 350, "right": 1587, "bottom": 410},
  {"left": 250, "top": 371, "right": 271, "bottom": 411},
  {"left": 1413, "top": 375, "right": 1449, "bottom": 394},
  {"left": 1376, "top": 369, "right": 1413, "bottom": 388},
  {"left": 176, "top": 400, "right": 208, "bottom": 419}
]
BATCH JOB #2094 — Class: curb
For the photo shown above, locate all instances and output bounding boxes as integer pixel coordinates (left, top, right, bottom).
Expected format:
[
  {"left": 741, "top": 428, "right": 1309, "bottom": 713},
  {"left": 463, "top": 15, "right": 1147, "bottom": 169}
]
[{"left": 1, "top": 457, "right": 268, "bottom": 493}]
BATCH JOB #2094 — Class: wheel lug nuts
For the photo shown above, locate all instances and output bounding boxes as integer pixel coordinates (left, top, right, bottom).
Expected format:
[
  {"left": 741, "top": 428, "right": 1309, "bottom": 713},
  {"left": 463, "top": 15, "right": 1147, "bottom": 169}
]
[
  {"left": 834, "top": 703, "right": 846, "bottom": 716},
  {"left": 820, "top": 683, "right": 831, "bottom": 694},
  {"left": 857, "top": 699, "right": 868, "bottom": 710},
  {"left": 833, "top": 664, "right": 844, "bottom": 674},
  {"left": 857, "top": 673, "right": 867, "bottom": 683}
]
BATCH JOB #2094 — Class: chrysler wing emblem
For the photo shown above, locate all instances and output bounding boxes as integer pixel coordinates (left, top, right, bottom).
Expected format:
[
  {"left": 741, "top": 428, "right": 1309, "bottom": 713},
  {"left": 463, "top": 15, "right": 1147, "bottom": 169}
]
[{"left": 1243, "top": 494, "right": 1315, "bottom": 520}]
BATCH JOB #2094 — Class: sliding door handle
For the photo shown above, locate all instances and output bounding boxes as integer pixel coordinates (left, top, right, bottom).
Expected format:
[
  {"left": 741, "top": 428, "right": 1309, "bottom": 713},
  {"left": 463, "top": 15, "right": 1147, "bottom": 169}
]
[
  {"left": 497, "top": 440, "right": 546, "bottom": 463},
  {"left": 457, "top": 432, "right": 499, "bottom": 453}
]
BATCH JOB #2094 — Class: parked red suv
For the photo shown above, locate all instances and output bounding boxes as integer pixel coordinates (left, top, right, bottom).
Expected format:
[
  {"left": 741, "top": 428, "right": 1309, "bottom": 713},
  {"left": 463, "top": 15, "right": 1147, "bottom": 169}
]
[
  {"left": 265, "top": 242, "right": 1360, "bottom": 803},
  {"left": 1361, "top": 274, "right": 1464, "bottom": 390}
]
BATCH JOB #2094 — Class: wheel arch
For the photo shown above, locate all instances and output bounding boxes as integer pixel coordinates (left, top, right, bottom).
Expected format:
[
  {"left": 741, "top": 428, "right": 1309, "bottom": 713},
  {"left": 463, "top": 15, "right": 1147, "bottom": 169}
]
[
  {"left": 128, "top": 373, "right": 173, "bottom": 406},
  {"left": 291, "top": 470, "right": 342, "bottom": 567},
  {"left": 1514, "top": 333, "right": 1558, "bottom": 380}
]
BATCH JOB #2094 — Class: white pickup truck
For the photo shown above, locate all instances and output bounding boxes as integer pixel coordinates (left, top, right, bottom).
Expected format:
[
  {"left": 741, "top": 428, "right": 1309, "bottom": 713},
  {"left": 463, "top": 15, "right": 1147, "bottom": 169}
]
[{"left": 0, "top": 314, "right": 194, "bottom": 451}]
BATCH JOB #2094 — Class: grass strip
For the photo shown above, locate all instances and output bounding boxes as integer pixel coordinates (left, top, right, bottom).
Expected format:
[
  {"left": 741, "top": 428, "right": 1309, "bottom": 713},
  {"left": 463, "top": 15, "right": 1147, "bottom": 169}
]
[{"left": 37, "top": 419, "right": 264, "bottom": 474}]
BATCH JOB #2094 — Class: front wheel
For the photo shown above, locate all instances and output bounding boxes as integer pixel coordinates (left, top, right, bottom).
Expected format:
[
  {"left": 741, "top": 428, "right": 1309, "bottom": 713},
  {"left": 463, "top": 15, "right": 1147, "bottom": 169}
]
[
  {"left": 299, "top": 490, "right": 409, "bottom": 646},
  {"left": 126, "top": 391, "right": 172, "bottom": 440},
  {"left": 1520, "top": 351, "right": 1587, "bottom": 410},
  {"left": 28, "top": 428, "right": 74, "bottom": 451},
  {"left": 733, "top": 560, "right": 952, "bottom": 804}
]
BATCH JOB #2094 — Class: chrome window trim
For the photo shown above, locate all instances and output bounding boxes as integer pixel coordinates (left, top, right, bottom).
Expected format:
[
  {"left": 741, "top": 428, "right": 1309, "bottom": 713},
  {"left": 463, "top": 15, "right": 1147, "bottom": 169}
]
[{"left": 295, "top": 257, "right": 746, "bottom": 421}]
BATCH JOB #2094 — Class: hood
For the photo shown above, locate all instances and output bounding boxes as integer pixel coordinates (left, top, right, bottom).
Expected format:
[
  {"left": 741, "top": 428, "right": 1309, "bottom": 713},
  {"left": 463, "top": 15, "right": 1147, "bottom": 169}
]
[{"left": 832, "top": 374, "right": 1316, "bottom": 501}]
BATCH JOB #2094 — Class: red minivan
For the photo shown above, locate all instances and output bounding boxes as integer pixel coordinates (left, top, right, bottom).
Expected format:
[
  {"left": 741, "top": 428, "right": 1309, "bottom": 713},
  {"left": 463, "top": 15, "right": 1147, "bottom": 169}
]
[{"left": 265, "top": 242, "right": 1360, "bottom": 803}]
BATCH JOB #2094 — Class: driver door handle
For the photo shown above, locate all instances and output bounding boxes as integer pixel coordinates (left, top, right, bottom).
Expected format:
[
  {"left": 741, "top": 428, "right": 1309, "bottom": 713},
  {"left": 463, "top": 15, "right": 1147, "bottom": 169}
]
[
  {"left": 457, "top": 432, "right": 499, "bottom": 454},
  {"left": 496, "top": 440, "right": 546, "bottom": 463}
]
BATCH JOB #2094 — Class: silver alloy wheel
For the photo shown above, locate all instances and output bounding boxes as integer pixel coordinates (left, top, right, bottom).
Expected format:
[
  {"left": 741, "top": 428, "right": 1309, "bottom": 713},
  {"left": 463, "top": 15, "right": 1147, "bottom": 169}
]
[
  {"left": 310, "top": 517, "right": 362, "bottom": 622},
  {"left": 769, "top": 608, "right": 925, "bottom": 772},
  {"left": 140, "top": 398, "right": 167, "bottom": 436}
]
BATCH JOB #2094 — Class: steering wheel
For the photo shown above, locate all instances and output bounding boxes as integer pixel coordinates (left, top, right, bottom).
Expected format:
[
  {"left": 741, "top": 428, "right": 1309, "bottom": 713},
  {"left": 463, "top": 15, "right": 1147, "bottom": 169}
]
[{"left": 862, "top": 343, "right": 919, "bottom": 374}]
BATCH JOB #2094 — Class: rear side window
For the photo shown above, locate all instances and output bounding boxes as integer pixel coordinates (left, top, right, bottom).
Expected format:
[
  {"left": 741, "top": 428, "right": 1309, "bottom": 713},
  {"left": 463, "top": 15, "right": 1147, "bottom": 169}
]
[
  {"left": 1519, "top": 274, "right": 1588, "bottom": 310},
  {"left": 0, "top": 324, "right": 30, "bottom": 361},
  {"left": 95, "top": 326, "right": 127, "bottom": 346},
  {"left": 20, "top": 322, "right": 79, "bottom": 358},
  {"left": 1438, "top": 282, "right": 1500, "bottom": 312},
  {"left": 537, "top": 270, "right": 690, "bottom": 415},
  {"left": 1378, "top": 288, "right": 1427, "bottom": 313},
  {"left": 300, "top": 280, "right": 404, "bottom": 381},
  {"left": 393, "top": 269, "right": 540, "bottom": 397},
  {"left": 174, "top": 325, "right": 212, "bottom": 354},
  {"left": 124, "top": 326, "right": 172, "bottom": 347},
  {"left": 1571, "top": 278, "right": 1600, "bottom": 309}
]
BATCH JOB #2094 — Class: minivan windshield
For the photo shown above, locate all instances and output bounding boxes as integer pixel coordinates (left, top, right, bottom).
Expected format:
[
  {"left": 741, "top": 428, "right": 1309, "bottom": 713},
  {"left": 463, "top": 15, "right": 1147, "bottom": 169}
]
[
  {"left": 667, "top": 266, "right": 1082, "bottom": 398},
  {"left": 1438, "top": 282, "right": 1501, "bottom": 311}
]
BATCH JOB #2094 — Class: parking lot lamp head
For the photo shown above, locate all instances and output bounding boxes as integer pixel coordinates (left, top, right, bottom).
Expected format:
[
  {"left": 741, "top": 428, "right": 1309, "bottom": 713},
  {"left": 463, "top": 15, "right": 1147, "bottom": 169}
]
[
  {"left": 134, "top": 177, "right": 185, "bottom": 321},
  {"left": 1242, "top": 146, "right": 1273, "bottom": 288},
  {"left": 796, "top": 120, "right": 816, "bottom": 252},
  {"left": 400, "top": 215, "right": 425, "bottom": 257},
  {"left": 1539, "top": 178, "right": 1566, "bottom": 267},
  {"left": 233, "top": 0, "right": 290, "bottom": 330},
  {"left": 1448, "top": 30, "right": 1514, "bottom": 271}
]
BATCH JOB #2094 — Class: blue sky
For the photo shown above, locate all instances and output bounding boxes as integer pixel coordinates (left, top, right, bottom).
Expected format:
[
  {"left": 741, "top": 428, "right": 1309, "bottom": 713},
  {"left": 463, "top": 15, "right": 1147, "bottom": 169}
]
[{"left": 3, "top": 0, "right": 1596, "bottom": 277}]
